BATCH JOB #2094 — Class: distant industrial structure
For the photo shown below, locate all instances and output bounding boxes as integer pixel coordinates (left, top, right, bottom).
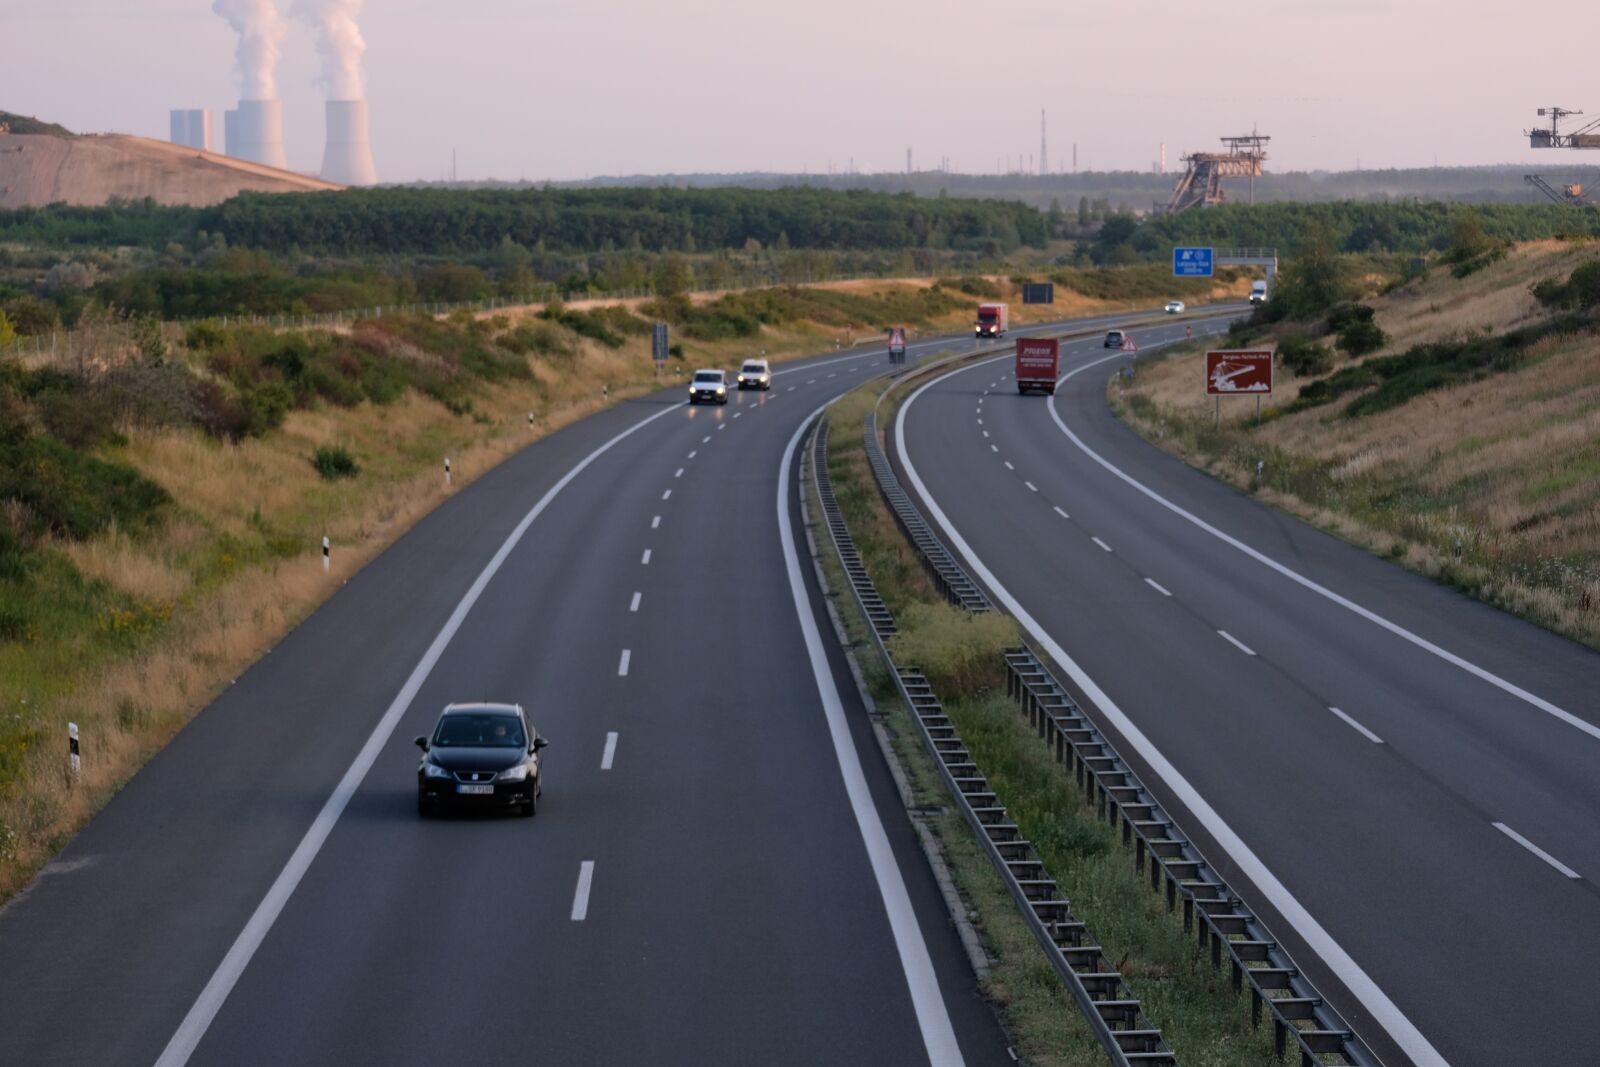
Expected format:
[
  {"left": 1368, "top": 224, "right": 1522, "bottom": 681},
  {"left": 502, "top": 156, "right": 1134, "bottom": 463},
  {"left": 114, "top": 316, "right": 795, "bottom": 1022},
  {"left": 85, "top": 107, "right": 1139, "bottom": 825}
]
[
  {"left": 320, "top": 100, "right": 378, "bottom": 186},
  {"left": 168, "top": 109, "right": 215, "bottom": 152},
  {"left": 1523, "top": 107, "right": 1598, "bottom": 207},
  {"left": 1164, "top": 133, "right": 1270, "bottom": 213}
]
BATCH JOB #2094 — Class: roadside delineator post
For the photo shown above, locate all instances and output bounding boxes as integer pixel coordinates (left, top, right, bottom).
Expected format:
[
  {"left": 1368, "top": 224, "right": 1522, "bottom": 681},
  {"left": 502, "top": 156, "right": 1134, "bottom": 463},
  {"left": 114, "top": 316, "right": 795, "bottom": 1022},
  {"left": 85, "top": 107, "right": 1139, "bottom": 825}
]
[
  {"left": 322, "top": 536, "right": 330, "bottom": 574},
  {"left": 68, "top": 723, "right": 80, "bottom": 780},
  {"left": 444, "top": 457, "right": 452, "bottom": 487}
]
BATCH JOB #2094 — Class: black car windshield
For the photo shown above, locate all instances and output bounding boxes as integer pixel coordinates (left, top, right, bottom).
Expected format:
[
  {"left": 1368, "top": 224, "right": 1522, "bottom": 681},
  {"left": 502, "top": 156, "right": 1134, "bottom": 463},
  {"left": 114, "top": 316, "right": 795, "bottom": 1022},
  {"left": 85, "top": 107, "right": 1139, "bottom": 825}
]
[
  {"left": 978, "top": 311, "right": 998, "bottom": 321},
  {"left": 694, "top": 372, "right": 721, "bottom": 382},
  {"left": 434, "top": 714, "right": 525, "bottom": 748}
]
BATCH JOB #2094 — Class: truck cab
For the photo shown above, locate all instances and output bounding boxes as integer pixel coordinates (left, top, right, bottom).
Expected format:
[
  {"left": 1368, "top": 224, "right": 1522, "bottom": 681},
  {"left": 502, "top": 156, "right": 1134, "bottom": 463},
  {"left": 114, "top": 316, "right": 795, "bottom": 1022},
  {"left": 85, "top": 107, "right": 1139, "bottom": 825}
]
[
  {"left": 1250, "top": 280, "right": 1269, "bottom": 304},
  {"left": 976, "top": 302, "right": 1008, "bottom": 338}
]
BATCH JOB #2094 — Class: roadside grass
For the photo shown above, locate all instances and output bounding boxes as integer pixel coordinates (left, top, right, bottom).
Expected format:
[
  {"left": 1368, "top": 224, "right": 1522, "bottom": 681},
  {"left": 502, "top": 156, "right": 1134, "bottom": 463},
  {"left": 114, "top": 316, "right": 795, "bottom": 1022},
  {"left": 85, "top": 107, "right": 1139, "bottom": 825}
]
[
  {"left": 818, "top": 374, "right": 1282, "bottom": 1066},
  {"left": 2, "top": 275, "right": 1181, "bottom": 898},
  {"left": 1111, "top": 242, "right": 1600, "bottom": 650}
]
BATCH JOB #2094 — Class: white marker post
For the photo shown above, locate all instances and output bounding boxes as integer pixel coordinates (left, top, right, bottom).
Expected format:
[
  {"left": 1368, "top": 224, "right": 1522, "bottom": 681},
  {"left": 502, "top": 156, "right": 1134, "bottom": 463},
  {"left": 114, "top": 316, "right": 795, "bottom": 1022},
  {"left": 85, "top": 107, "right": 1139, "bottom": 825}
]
[
  {"left": 322, "top": 536, "right": 330, "bottom": 574},
  {"left": 528, "top": 412, "right": 535, "bottom": 427},
  {"left": 68, "top": 722, "right": 80, "bottom": 780},
  {"left": 602, "top": 385, "right": 609, "bottom": 401},
  {"left": 444, "top": 457, "right": 452, "bottom": 487}
]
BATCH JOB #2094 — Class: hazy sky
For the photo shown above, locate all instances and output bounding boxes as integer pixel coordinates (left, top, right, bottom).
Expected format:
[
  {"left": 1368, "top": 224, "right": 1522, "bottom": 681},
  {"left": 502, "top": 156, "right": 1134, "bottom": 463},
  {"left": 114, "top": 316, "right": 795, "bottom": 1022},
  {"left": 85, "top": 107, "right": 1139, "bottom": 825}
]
[{"left": 4, "top": 1, "right": 1597, "bottom": 182}]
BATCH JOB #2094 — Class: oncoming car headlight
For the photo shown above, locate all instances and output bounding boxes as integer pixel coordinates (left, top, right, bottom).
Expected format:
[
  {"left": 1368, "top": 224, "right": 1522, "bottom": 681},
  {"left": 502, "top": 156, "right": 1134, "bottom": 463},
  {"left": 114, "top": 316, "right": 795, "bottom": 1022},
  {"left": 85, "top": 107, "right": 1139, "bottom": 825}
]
[
  {"left": 496, "top": 764, "right": 530, "bottom": 782},
  {"left": 423, "top": 762, "right": 451, "bottom": 779}
]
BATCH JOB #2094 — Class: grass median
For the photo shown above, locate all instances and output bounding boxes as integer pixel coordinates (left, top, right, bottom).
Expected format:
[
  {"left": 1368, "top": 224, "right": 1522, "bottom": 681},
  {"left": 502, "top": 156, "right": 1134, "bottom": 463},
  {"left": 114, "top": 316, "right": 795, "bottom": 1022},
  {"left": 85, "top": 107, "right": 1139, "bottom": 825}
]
[{"left": 817, "top": 374, "right": 1281, "bottom": 1067}]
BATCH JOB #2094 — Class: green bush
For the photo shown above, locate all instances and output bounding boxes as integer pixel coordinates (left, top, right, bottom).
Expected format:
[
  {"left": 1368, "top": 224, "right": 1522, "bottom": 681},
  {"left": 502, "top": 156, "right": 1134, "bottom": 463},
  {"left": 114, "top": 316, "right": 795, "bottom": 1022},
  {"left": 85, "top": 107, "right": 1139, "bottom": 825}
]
[
  {"left": 311, "top": 445, "right": 360, "bottom": 480},
  {"left": 0, "top": 434, "right": 169, "bottom": 540},
  {"left": 1325, "top": 302, "right": 1375, "bottom": 333},
  {"left": 1277, "top": 335, "right": 1333, "bottom": 377},
  {"left": 1532, "top": 259, "right": 1600, "bottom": 310},
  {"left": 1336, "top": 319, "right": 1388, "bottom": 357}
]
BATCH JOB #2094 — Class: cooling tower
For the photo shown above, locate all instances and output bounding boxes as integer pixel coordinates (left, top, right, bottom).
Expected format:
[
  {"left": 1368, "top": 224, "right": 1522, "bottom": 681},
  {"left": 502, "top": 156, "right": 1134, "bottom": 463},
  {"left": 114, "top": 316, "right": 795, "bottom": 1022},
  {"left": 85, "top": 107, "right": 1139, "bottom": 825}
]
[
  {"left": 170, "top": 110, "right": 188, "bottom": 147},
  {"left": 236, "top": 99, "right": 287, "bottom": 169},
  {"left": 320, "top": 100, "right": 377, "bottom": 186},
  {"left": 224, "top": 109, "right": 239, "bottom": 157},
  {"left": 168, "top": 110, "right": 214, "bottom": 151}
]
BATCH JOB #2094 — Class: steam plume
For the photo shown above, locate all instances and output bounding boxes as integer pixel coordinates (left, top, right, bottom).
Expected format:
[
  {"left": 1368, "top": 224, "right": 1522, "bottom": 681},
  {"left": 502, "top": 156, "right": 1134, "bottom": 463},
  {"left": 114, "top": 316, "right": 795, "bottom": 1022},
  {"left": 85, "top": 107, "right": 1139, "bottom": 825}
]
[
  {"left": 292, "top": 0, "right": 367, "bottom": 100},
  {"left": 213, "top": 0, "right": 287, "bottom": 100}
]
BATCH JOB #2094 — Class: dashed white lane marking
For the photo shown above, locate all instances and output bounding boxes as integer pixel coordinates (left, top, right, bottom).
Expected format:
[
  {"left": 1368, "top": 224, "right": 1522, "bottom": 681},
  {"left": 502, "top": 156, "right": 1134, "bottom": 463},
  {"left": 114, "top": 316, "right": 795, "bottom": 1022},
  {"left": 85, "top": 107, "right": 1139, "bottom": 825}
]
[
  {"left": 1218, "top": 630, "right": 1257, "bottom": 656},
  {"left": 601, "top": 732, "right": 619, "bottom": 770},
  {"left": 733, "top": 411, "right": 742, "bottom": 418},
  {"left": 787, "top": 386, "right": 796, "bottom": 392},
  {"left": 702, "top": 435, "right": 711, "bottom": 443},
  {"left": 976, "top": 418, "right": 983, "bottom": 425},
  {"left": 1493, "top": 822, "right": 1580, "bottom": 879},
  {"left": 617, "top": 649, "right": 631, "bottom": 676},
  {"left": 1144, "top": 578, "right": 1173, "bottom": 597},
  {"left": 807, "top": 379, "right": 817, "bottom": 384},
  {"left": 674, "top": 468, "right": 684, "bottom": 478},
  {"left": 688, "top": 450, "right": 697, "bottom": 459},
  {"left": 641, "top": 549, "right": 652, "bottom": 565},
  {"left": 1053, "top": 506, "right": 1070, "bottom": 520},
  {"left": 827, "top": 373, "right": 837, "bottom": 378},
  {"left": 1004, "top": 461, "right": 1015, "bottom": 471},
  {"left": 982, "top": 431, "right": 990, "bottom": 438},
  {"left": 1329, "top": 707, "right": 1383, "bottom": 744},
  {"left": 990, "top": 445, "right": 999, "bottom": 453},
  {"left": 571, "top": 861, "right": 596, "bottom": 920},
  {"left": 717, "top": 424, "right": 726, "bottom": 431},
  {"left": 629, "top": 592, "right": 642, "bottom": 612},
  {"left": 651, "top": 515, "right": 661, "bottom": 529},
  {"left": 1091, "top": 536, "right": 1113, "bottom": 553},
  {"left": 661, "top": 489, "right": 672, "bottom": 500},
  {"left": 1025, "top": 481, "right": 1038, "bottom": 492}
]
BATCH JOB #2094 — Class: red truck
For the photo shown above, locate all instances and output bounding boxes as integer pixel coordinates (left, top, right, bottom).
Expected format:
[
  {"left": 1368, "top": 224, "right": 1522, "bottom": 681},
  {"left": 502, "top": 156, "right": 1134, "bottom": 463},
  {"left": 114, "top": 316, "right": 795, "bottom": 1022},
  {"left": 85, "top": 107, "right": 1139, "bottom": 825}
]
[
  {"left": 975, "top": 302, "right": 1009, "bottom": 339},
  {"left": 1014, "top": 337, "right": 1059, "bottom": 395}
]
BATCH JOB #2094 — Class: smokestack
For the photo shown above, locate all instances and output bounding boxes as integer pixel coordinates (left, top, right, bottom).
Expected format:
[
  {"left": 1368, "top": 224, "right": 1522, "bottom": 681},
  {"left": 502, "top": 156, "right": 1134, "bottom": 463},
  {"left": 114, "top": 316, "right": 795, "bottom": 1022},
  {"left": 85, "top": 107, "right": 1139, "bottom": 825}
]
[
  {"left": 1160, "top": 142, "right": 1167, "bottom": 174},
  {"left": 321, "top": 100, "right": 377, "bottom": 185},
  {"left": 224, "top": 109, "right": 240, "bottom": 157},
  {"left": 237, "top": 99, "right": 287, "bottom": 169}
]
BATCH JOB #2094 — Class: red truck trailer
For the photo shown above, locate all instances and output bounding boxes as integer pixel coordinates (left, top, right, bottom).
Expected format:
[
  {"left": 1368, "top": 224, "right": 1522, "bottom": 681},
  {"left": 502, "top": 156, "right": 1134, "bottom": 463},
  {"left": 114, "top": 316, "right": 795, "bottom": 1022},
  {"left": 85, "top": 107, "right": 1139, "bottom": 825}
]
[
  {"left": 1014, "top": 337, "right": 1059, "bottom": 395},
  {"left": 975, "top": 302, "right": 1009, "bottom": 339}
]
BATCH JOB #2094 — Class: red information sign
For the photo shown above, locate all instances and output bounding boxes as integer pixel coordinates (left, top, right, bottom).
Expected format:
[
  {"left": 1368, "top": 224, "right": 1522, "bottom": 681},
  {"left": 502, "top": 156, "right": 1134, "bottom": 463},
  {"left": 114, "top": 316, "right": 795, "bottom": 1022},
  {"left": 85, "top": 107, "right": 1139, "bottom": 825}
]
[{"left": 1205, "top": 350, "right": 1273, "bottom": 395}]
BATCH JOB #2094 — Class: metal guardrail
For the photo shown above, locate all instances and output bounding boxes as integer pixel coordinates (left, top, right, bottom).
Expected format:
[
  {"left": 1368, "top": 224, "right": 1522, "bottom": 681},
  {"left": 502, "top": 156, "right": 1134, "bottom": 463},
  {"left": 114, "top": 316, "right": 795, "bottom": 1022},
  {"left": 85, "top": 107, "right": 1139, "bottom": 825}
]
[
  {"left": 810, "top": 416, "right": 1177, "bottom": 1067},
  {"left": 860, "top": 363, "right": 1380, "bottom": 1067}
]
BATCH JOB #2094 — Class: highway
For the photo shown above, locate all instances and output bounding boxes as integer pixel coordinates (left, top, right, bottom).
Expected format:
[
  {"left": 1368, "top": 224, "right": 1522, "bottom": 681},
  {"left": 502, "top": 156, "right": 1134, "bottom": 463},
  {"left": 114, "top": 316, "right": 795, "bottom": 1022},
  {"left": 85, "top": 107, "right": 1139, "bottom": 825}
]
[
  {"left": 894, "top": 317, "right": 1600, "bottom": 1067},
  {"left": 0, "top": 311, "right": 1160, "bottom": 1067}
]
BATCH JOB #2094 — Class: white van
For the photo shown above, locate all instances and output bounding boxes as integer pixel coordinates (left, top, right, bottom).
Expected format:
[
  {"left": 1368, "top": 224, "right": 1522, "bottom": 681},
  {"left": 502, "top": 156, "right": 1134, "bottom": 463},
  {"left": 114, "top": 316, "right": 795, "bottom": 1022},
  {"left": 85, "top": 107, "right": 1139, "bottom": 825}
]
[{"left": 1250, "top": 280, "right": 1269, "bottom": 304}]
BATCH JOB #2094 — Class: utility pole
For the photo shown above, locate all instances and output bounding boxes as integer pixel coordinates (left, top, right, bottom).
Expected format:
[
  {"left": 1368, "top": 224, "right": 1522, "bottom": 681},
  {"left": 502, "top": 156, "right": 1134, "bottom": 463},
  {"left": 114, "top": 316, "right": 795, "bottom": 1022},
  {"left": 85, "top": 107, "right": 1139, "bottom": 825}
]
[
  {"left": 1040, "top": 109, "right": 1048, "bottom": 175},
  {"left": 1073, "top": 143, "right": 1078, "bottom": 173}
]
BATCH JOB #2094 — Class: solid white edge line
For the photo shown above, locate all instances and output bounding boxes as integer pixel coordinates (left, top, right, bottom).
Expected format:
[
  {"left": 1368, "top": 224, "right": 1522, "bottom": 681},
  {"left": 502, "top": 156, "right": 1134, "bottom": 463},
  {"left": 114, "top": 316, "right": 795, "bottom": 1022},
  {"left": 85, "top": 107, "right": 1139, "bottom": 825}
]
[
  {"left": 1492, "top": 822, "right": 1581, "bottom": 879},
  {"left": 1328, "top": 707, "right": 1383, "bottom": 744},
  {"left": 1218, "top": 630, "right": 1257, "bottom": 656},
  {"left": 618, "top": 649, "right": 631, "bottom": 676},
  {"left": 896, "top": 362, "right": 1451, "bottom": 1067},
  {"left": 571, "top": 861, "right": 596, "bottom": 920},
  {"left": 641, "top": 549, "right": 652, "bottom": 565},
  {"left": 601, "top": 732, "right": 619, "bottom": 771},
  {"left": 629, "top": 592, "right": 641, "bottom": 613},
  {"left": 779, "top": 405, "right": 964, "bottom": 1067},
  {"left": 153, "top": 398, "right": 682, "bottom": 1067},
  {"left": 1144, "top": 578, "right": 1172, "bottom": 597},
  {"left": 1091, "top": 536, "right": 1113, "bottom": 553},
  {"left": 1046, "top": 350, "right": 1598, "bottom": 745}
]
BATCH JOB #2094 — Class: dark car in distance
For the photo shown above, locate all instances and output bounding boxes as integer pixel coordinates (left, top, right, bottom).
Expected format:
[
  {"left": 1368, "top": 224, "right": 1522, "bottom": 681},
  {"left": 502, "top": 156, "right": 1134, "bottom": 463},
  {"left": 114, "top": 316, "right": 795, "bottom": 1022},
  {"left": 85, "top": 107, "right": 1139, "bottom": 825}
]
[{"left": 416, "top": 702, "right": 547, "bottom": 817}]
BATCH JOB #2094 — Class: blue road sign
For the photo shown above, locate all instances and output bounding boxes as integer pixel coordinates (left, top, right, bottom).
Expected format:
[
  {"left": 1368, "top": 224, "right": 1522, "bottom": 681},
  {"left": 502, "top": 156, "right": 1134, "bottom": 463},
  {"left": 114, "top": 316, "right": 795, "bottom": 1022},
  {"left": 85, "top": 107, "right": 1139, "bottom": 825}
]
[{"left": 1173, "top": 247, "right": 1214, "bottom": 277}]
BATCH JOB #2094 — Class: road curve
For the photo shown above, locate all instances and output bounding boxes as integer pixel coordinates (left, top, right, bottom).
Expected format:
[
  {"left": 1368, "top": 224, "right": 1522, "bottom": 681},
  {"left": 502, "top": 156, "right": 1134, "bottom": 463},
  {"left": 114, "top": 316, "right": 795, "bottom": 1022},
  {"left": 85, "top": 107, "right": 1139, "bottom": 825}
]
[{"left": 895, "top": 318, "right": 1600, "bottom": 1067}]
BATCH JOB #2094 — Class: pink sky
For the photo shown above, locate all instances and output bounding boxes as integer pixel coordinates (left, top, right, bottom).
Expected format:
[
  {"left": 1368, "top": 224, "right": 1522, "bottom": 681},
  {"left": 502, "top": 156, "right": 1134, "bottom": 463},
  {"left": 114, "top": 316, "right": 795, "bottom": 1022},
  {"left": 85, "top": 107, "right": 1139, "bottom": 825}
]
[{"left": 4, "top": 0, "right": 1597, "bottom": 182}]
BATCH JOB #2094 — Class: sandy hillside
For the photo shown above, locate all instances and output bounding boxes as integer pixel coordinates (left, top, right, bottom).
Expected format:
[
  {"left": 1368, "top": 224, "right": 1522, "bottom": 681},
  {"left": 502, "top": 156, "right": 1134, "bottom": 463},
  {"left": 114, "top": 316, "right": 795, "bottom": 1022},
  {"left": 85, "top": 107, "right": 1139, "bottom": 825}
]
[{"left": 0, "top": 132, "right": 340, "bottom": 208}]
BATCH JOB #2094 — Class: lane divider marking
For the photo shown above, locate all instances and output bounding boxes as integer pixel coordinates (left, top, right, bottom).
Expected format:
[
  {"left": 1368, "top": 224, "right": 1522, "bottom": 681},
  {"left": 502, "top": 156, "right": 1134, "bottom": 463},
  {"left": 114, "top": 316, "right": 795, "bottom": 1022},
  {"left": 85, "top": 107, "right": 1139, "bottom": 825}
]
[
  {"left": 629, "top": 592, "right": 641, "bottom": 613},
  {"left": 1144, "top": 578, "right": 1172, "bottom": 597},
  {"left": 1218, "top": 630, "right": 1256, "bottom": 656},
  {"left": 641, "top": 549, "right": 652, "bottom": 565},
  {"left": 601, "top": 732, "right": 618, "bottom": 770},
  {"left": 618, "top": 649, "right": 631, "bottom": 676},
  {"left": 1091, "top": 536, "right": 1113, "bottom": 553},
  {"left": 1493, "top": 822, "right": 1580, "bottom": 880},
  {"left": 1329, "top": 707, "right": 1383, "bottom": 744},
  {"left": 571, "top": 862, "right": 595, "bottom": 920}
]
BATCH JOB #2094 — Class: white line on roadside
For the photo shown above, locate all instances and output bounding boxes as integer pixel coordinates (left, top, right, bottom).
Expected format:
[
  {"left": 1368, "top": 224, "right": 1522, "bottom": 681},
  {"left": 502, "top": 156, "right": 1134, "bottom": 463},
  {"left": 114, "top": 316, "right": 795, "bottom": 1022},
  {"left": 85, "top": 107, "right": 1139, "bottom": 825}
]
[
  {"left": 717, "top": 424, "right": 726, "bottom": 431},
  {"left": 702, "top": 435, "right": 711, "bottom": 444},
  {"left": 1144, "top": 578, "right": 1172, "bottom": 597},
  {"left": 1004, "top": 461, "right": 1015, "bottom": 471},
  {"left": 662, "top": 489, "right": 672, "bottom": 500},
  {"left": 641, "top": 549, "right": 652, "bottom": 565},
  {"left": 651, "top": 515, "right": 661, "bottom": 529},
  {"left": 1218, "top": 630, "right": 1256, "bottom": 656},
  {"left": 151, "top": 395, "right": 686, "bottom": 1067},
  {"left": 895, "top": 362, "right": 1453, "bottom": 1067},
  {"left": 1042, "top": 348, "right": 1599, "bottom": 745},
  {"left": 827, "top": 373, "right": 836, "bottom": 378},
  {"left": 807, "top": 379, "right": 816, "bottom": 384},
  {"left": 733, "top": 411, "right": 742, "bottom": 419},
  {"left": 674, "top": 467, "right": 684, "bottom": 478},
  {"left": 571, "top": 861, "right": 595, "bottom": 920},
  {"left": 990, "top": 445, "right": 998, "bottom": 453},
  {"left": 1091, "top": 536, "right": 1113, "bottom": 553},
  {"left": 618, "top": 649, "right": 631, "bottom": 676},
  {"left": 1025, "top": 482, "right": 1038, "bottom": 492},
  {"left": 630, "top": 592, "right": 641, "bottom": 612},
  {"left": 601, "top": 732, "right": 618, "bottom": 770},
  {"left": 977, "top": 418, "right": 983, "bottom": 425},
  {"left": 1329, "top": 707, "right": 1383, "bottom": 744},
  {"left": 1494, "top": 822, "right": 1581, "bottom": 879},
  {"left": 787, "top": 386, "right": 796, "bottom": 392},
  {"left": 688, "top": 451, "right": 697, "bottom": 459},
  {"left": 778, "top": 405, "right": 965, "bottom": 1067},
  {"left": 1052, "top": 506, "right": 1070, "bottom": 519},
  {"left": 982, "top": 431, "right": 990, "bottom": 438}
]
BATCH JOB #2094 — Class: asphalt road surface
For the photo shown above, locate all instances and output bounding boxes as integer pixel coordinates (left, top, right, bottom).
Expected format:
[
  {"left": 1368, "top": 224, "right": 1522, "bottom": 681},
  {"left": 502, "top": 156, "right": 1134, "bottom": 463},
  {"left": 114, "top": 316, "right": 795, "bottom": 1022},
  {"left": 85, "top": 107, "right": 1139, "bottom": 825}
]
[
  {"left": 895, "top": 317, "right": 1600, "bottom": 1067},
  {"left": 0, "top": 311, "right": 1172, "bottom": 1067}
]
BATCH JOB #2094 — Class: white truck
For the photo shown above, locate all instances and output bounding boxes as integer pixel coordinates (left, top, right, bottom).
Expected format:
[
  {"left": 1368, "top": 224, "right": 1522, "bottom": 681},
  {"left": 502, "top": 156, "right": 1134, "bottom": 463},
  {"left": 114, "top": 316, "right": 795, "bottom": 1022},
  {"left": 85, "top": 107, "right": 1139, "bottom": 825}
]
[{"left": 1250, "top": 280, "right": 1269, "bottom": 304}]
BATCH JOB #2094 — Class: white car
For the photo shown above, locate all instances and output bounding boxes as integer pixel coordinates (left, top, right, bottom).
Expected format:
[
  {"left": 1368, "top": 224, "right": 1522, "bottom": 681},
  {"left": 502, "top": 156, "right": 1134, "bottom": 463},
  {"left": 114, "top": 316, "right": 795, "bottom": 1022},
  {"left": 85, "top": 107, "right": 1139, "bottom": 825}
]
[
  {"left": 1164, "top": 300, "right": 1186, "bottom": 314},
  {"left": 688, "top": 369, "right": 729, "bottom": 405},
  {"left": 736, "top": 359, "right": 772, "bottom": 391}
]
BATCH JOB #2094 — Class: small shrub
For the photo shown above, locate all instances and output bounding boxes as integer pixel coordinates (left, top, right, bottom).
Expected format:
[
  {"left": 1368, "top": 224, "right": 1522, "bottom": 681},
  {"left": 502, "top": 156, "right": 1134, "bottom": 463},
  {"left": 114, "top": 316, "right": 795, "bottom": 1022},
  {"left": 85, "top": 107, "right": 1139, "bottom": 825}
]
[
  {"left": 886, "top": 601, "right": 1018, "bottom": 696},
  {"left": 311, "top": 445, "right": 360, "bottom": 480},
  {"left": 1325, "top": 303, "right": 1375, "bottom": 334},
  {"left": 1336, "top": 319, "right": 1388, "bottom": 357},
  {"left": 1277, "top": 335, "right": 1332, "bottom": 377}
]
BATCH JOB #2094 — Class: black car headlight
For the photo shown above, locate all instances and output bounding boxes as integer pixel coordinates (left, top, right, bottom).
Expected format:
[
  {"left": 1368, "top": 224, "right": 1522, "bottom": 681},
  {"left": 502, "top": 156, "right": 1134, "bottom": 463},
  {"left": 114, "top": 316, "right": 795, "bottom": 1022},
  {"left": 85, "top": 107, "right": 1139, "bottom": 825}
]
[
  {"left": 496, "top": 764, "right": 530, "bottom": 782},
  {"left": 423, "top": 762, "right": 452, "bottom": 780}
]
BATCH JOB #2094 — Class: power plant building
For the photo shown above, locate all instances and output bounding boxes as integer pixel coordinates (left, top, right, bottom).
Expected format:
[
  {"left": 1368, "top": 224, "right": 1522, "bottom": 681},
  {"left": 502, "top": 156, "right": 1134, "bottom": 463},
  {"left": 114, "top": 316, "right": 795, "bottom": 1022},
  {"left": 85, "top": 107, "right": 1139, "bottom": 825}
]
[
  {"left": 234, "top": 99, "right": 287, "bottom": 170},
  {"left": 320, "top": 100, "right": 377, "bottom": 185},
  {"left": 168, "top": 109, "right": 215, "bottom": 152}
]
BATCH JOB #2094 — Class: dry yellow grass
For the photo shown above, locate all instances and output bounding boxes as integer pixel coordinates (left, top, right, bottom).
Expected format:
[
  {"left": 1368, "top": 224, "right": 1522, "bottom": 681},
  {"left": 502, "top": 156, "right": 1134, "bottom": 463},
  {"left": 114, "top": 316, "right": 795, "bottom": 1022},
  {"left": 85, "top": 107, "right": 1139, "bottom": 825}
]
[{"left": 1112, "top": 241, "right": 1600, "bottom": 649}]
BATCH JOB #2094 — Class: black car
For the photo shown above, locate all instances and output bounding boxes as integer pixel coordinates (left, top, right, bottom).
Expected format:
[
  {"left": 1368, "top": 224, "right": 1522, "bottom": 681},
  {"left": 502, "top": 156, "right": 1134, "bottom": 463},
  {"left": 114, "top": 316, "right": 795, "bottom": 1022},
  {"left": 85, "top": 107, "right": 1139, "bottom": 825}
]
[
  {"left": 416, "top": 702, "right": 547, "bottom": 817},
  {"left": 1104, "top": 329, "right": 1126, "bottom": 349}
]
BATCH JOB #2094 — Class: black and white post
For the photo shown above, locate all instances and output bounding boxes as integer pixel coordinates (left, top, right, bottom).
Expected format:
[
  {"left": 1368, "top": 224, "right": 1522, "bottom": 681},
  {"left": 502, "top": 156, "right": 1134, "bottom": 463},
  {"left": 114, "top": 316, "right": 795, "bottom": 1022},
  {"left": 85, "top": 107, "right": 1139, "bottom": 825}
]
[
  {"left": 68, "top": 722, "right": 80, "bottom": 780},
  {"left": 322, "top": 535, "right": 330, "bottom": 574},
  {"left": 444, "top": 457, "right": 452, "bottom": 488}
]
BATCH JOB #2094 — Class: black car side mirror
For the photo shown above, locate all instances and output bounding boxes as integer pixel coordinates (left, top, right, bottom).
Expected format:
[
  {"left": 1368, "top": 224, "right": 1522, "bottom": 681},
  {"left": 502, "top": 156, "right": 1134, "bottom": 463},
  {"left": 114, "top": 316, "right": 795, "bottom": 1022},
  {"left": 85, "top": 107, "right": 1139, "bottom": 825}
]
[
  {"left": 532, "top": 737, "right": 550, "bottom": 751},
  {"left": 414, "top": 735, "right": 428, "bottom": 751}
]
